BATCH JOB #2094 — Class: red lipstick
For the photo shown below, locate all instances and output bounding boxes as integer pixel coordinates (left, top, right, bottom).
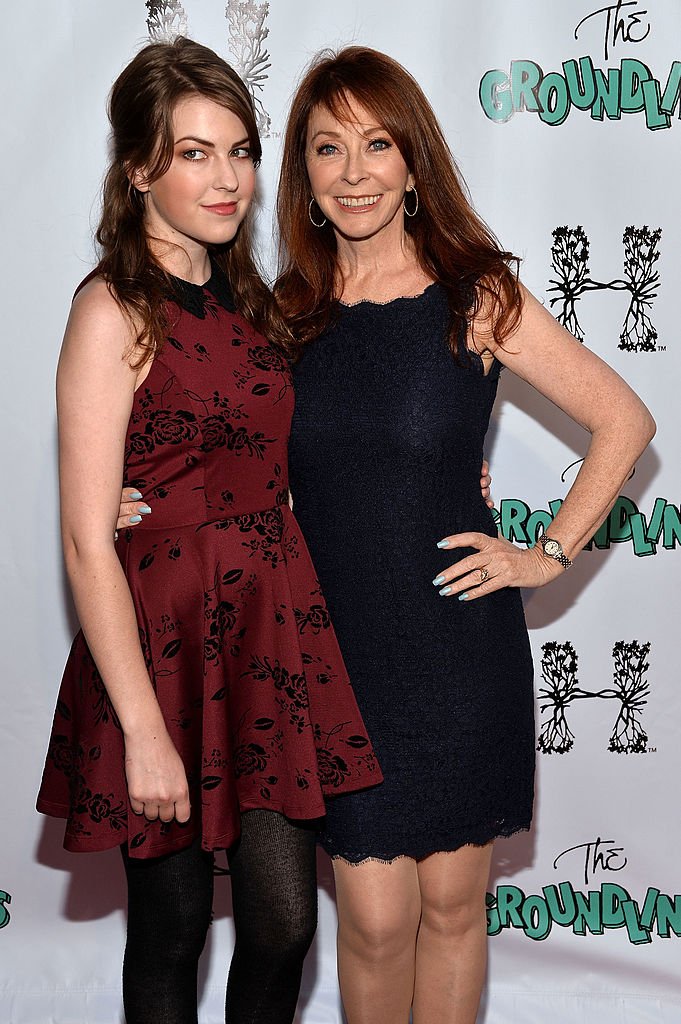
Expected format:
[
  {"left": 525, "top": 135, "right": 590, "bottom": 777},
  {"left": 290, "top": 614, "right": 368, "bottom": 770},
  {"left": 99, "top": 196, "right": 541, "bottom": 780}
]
[{"left": 202, "top": 202, "right": 238, "bottom": 215}]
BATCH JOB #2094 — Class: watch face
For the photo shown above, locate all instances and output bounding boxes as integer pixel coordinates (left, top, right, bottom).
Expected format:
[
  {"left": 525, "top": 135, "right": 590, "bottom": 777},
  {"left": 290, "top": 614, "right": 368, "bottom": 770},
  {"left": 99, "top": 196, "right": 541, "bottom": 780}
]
[{"left": 544, "top": 539, "right": 561, "bottom": 557}]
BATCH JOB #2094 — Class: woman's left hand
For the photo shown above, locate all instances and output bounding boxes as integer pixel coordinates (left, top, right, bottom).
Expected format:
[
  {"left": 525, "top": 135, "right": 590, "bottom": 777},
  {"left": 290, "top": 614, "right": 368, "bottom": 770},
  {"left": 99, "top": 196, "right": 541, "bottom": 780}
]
[{"left": 433, "top": 532, "right": 564, "bottom": 600}]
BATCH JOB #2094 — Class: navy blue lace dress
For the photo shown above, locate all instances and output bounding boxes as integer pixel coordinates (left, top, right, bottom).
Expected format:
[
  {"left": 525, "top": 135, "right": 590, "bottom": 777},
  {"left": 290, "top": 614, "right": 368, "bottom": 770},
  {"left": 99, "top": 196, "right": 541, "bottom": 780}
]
[{"left": 288, "top": 283, "right": 535, "bottom": 862}]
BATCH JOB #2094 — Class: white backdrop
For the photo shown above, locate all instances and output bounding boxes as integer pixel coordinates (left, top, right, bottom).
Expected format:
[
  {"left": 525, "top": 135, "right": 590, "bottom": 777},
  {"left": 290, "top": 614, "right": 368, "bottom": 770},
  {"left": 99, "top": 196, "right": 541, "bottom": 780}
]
[{"left": 1, "top": 1, "right": 679, "bottom": 1021}]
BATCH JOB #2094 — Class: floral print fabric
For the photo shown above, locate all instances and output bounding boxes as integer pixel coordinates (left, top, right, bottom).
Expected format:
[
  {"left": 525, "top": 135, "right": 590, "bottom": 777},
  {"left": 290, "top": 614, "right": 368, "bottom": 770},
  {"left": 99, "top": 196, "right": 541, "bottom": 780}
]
[{"left": 37, "top": 267, "right": 382, "bottom": 858}]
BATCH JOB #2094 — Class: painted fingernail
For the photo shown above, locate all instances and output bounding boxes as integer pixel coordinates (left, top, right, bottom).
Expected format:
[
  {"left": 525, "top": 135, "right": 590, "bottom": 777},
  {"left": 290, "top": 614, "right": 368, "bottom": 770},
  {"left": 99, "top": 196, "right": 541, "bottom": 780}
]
[
  {"left": 129, "top": 490, "right": 143, "bottom": 500},
  {"left": 458, "top": 593, "right": 469, "bottom": 602},
  {"left": 437, "top": 539, "right": 450, "bottom": 549},
  {"left": 129, "top": 514, "right": 142, "bottom": 524},
  {"left": 139, "top": 504, "right": 152, "bottom": 514},
  {"left": 439, "top": 586, "right": 452, "bottom": 596},
  {"left": 432, "top": 575, "right": 446, "bottom": 586}
]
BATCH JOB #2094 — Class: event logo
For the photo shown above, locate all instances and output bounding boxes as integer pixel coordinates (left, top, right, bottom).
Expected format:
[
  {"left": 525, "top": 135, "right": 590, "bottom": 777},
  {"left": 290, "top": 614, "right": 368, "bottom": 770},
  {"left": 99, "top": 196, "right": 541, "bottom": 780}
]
[
  {"left": 537, "top": 640, "right": 651, "bottom": 755},
  {"left": 479, "top": 2, "right": 681, "bottom": 130},
  {"left": 0, "top": 890, "right": 10, "bottom": 930},
  {"left": 549, "top": 225, "right": 661, "bottom": 352},
  {"left": 577, "top": 1, "right": 650, "bottom": 61},
  {"left": 487, "top": 836, "right": 681, "bottom": 943},
  {"left": 226, "top": 1, "right": 272, "bottom": 136},
  {"left": 144, "top": 1, "right": 272, "bottom": 136},
  {"left": 494, "top": 493, "right": 681, "bottom": 557},
  {"left": 146, "top": 0, "right": 188, "bottom": 40}
]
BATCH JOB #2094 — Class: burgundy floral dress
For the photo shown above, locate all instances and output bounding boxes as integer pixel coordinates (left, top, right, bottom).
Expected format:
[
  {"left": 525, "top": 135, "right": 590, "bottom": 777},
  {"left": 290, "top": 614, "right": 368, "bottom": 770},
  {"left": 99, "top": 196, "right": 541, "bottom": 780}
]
[{"left": 37, "top": 266, "right": 381, "bottom": 859}]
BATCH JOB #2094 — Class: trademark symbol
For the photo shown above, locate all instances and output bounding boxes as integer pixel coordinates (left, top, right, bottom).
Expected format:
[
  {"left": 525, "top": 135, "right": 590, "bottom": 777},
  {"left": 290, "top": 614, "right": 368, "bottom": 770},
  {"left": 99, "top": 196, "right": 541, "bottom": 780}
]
[
  {"left": 647, "top": 746, "right": 657, "bottom": 753},
  {"left": 657, "top": 345, "right": 667, "bottom": 352}
]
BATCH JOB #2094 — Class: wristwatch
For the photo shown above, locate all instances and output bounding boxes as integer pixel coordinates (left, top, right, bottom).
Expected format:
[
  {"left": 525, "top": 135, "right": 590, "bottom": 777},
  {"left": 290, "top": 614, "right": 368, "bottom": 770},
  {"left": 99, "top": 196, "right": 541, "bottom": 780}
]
[{"left": 537, "top": 531, "right": 573, "bottom": 570}]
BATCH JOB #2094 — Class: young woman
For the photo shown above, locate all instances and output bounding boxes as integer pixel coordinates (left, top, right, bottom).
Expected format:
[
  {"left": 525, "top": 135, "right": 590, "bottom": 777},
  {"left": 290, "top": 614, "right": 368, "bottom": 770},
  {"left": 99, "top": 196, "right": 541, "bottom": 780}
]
[{"left": 36, "top": 37, "right": 381, "bottom": 1024}]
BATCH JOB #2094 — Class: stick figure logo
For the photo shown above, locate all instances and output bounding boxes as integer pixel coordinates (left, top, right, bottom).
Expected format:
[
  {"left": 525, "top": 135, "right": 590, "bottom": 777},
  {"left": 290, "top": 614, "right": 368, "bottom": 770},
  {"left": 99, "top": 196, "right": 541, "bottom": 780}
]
[
  {"left": 548, "top": 225, "right": 662, "bottom": 351},
  {"left": 537, "top": 640, "right": 651, "bottom": 754},
  {"left": 226, "top": 1, "right": 272, "bottom": 136},
  {"left": 145, "top": 0, "right": 188, "bottom": 41}
]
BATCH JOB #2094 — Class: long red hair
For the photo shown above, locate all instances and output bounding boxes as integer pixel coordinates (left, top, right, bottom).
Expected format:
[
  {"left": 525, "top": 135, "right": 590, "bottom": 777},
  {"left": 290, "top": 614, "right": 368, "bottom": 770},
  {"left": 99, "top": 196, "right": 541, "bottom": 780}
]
[{"left": 274, "top": 46, "right": 522, "bottom": 359}]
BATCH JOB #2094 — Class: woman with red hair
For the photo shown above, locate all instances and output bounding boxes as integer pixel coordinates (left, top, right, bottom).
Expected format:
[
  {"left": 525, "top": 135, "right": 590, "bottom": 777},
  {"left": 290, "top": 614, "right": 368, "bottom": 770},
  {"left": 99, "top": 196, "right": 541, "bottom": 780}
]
[{"left": 271, "top": 46, "right": 654, "bottom": 1024}]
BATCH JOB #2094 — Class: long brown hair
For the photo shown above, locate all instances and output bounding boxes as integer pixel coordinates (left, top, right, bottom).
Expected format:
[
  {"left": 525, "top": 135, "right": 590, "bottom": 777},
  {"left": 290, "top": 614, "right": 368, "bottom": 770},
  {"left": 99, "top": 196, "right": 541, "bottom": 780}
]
[
  {"left": 96, "top": 36, "right": 285, "bottom": 366},
  {"left": 274, "top": 46, "right": 522, "bottom": 359}
]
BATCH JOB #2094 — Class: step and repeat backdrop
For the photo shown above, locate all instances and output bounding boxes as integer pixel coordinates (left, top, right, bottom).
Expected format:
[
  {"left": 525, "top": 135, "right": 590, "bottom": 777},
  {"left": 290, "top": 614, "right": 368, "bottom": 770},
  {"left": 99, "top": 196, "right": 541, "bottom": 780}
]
[{"left": 1, "top": 0, "right": 678, "bottom": 1021}]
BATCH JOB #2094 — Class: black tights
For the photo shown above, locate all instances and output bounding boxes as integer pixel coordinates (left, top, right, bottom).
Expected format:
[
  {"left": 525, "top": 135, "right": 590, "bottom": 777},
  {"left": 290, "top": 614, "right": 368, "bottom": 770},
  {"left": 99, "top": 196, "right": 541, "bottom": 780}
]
[{"left": 121, "top": 810, "right": 318, "bottom": 1024}]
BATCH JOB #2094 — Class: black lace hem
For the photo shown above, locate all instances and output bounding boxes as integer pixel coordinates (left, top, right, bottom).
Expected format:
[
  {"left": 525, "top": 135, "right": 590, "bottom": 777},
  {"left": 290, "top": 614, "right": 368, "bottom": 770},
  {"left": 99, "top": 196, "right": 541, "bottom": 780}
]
[{"left": 318, "top": 820, "right": 532, "bottom": 865}]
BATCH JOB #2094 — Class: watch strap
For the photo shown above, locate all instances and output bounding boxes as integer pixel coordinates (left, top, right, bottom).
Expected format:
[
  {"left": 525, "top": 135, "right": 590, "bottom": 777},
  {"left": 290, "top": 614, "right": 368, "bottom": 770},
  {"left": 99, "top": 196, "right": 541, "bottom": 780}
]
[{"left": 537, "top": 531, "right": 573, "bottom": 570}]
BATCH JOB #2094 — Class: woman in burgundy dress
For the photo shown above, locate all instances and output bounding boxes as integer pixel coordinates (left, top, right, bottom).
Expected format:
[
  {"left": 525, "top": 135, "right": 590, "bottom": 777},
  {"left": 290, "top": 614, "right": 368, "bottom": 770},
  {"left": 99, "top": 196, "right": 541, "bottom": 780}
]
[{"left": 36, "top": 38, "right": 380, "bottom": 1024}]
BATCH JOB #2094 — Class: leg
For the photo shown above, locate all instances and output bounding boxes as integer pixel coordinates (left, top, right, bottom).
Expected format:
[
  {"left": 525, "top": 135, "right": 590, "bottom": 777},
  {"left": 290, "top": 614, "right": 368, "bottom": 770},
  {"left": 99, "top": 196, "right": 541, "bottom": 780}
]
[
  {"left": 333, "top": 857, "right": 422, "bottom": 1024},
  {"left": 121, "top": 839, "right": 214, "bottom": 1024},
  {"left": 225, "top": 809, "right": 318, "bottom": 1024},
  {"left": 412, "top": 843, "right": 494, "bottom": 1024}
]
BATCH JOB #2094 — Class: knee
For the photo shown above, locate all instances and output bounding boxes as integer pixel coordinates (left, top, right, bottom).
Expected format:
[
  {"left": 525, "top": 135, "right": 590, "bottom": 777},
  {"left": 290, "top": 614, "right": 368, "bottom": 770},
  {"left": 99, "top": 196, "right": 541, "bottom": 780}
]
[
  {"left": 237, "top": 897, "right": 317, "bottom": 965},
  {"left": 339, "top": 902, "right": 420, "bottom": 962},
  {"left": 420, "top": 887, "right": 487, "bottom": 940},
  {"left": 126, "top": 900, "right": 211, "bottom": 968},
  {"left": 277, "top": 903, "right": 318, "bottom": 960}
]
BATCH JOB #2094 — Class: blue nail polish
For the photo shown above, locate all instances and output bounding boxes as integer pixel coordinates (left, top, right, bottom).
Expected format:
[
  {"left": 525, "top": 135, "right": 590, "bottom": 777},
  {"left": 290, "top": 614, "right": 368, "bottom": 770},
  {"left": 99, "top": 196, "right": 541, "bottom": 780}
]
[
  {"left": 458, "top": 593, "right": 469, "bottom": 602},
  {"left": 129, "top": 514, "right": 142, "bottom": 524},
  {"left": 129, "top": 491, "right": 143, "bottom": 500},
  {"left": 439, "top": 586, "right": 452, "bottom": 596},
  {"left": 436, "top": 540, "right": 450, "bottom": 549},
  {"left": 139, "top": 505, "right": 152, "bottom": 514},
  {"left": 432, "top": 575, "right": 445, "bottom": 586}
]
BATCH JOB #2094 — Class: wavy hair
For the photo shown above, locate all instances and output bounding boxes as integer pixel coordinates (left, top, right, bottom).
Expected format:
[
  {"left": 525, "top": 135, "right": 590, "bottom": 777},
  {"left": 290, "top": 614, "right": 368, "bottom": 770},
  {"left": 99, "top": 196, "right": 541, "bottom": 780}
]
[
  {"left": 96, "top": 36, "right": 287, "bottom": 366},
  {"left": 274, "top": 46, "right": 522, "bottom": 359}
]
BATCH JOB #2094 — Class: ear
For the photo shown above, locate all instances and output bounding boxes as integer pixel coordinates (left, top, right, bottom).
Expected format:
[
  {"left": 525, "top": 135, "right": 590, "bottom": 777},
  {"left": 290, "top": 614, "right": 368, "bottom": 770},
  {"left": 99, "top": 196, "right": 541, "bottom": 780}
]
[
  {"left": 407, "top": 171, "right": 416, "bottom": 190},
  {"left": 126, "top": 163, "right": 150, "bottom": 194}
]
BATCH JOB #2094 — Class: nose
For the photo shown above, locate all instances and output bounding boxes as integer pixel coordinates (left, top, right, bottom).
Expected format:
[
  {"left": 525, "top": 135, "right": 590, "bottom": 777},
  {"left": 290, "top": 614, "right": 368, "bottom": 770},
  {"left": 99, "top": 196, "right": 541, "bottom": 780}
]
[
  {"left": 342, "top": 146, "right": 369, "bottom": 186},
  {"left": 215, "top": 155, "right": 240, "bottom": 192}
]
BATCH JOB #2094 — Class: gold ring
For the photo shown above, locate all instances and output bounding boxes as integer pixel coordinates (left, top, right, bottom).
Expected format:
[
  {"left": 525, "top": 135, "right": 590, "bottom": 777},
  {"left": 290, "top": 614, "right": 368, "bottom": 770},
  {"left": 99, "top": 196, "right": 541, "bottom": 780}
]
[{"left": 479, "top": 568, "right": 489, "bottom": 583}]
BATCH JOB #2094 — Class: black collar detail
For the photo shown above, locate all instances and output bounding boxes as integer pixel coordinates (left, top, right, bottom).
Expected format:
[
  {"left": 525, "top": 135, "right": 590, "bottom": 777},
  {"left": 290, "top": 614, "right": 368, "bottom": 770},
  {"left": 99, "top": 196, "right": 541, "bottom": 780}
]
[{"left": 168, "top": 263, "right": 237, "bottom": 318}]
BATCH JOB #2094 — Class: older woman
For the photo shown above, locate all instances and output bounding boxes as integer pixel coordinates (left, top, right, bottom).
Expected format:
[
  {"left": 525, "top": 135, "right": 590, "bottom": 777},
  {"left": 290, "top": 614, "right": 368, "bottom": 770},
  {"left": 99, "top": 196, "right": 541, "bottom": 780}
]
[
  {"left": 117, "top": 44, "right": 655, "bottom": 1024},
  {"left": 271, "top": 47, "right": 655, "bottom": 1024}
]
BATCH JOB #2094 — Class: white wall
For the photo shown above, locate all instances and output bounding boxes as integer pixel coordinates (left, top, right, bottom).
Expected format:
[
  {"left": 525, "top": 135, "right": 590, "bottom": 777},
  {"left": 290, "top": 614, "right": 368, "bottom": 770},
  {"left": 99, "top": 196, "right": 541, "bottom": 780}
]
[{"left": 1, "top": 1, "right": 678, "bottom": 1021}]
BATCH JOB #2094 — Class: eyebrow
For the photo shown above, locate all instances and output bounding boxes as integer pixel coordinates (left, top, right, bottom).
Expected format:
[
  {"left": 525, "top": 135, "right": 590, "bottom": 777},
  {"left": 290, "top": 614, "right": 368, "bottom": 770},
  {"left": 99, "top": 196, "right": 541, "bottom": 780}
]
[
  {"left": 309, "top": 127, "right": 386, "bottom": 143},
  {"left": 174, "top": 136, "right": 251, "bottom": 148}
]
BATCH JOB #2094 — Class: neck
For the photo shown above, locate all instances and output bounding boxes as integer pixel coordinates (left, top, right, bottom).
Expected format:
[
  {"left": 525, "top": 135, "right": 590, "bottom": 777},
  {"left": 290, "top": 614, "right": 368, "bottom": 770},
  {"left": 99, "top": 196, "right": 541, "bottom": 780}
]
[
  {"left": 335, "top": 219, "right": 417, "bottom": 288},
  {"left": 144, "top": 220, "right": 211, "bottom": 285}
]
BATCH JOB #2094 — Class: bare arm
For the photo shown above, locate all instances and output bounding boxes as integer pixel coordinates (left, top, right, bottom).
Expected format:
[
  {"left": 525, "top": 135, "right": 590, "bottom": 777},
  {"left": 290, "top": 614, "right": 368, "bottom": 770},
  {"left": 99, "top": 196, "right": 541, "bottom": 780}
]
[
  {"left": 436, "top": 284, "right": 655, "bottom": 598},
  {"left": 58, "top": 280, "right": 190, "bottom": 821}
]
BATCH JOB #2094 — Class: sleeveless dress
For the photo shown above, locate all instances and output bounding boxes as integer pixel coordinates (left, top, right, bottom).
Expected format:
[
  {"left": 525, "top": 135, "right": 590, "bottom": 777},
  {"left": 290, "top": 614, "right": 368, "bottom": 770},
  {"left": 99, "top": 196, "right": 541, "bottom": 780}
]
[
  {"left": 288, "top": 283, "right": 535, "bottom": 863},
  {"left": 37, "top": 266, "right": 381, "bottom": 859}
]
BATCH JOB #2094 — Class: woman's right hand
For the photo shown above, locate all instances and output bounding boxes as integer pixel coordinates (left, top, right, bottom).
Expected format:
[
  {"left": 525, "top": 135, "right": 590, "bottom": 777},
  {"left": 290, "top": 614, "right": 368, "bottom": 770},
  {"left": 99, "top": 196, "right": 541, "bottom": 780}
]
[
  {"left": 124, "top": 727, "right": 191, "bottom": 823},
  {"left": 117, "top": 487, "right": 151, "bottom": 530}
]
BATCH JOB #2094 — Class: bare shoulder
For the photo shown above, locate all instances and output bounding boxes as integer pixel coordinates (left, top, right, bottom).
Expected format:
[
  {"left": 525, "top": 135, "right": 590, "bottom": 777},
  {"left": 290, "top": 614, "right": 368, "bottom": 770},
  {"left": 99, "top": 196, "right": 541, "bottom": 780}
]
[
  {"left": 466, "top": 273, "right": 523, "bottom": 360},
  {"left": 62, "top": 276, "right": 137, "bottom": 366},
  {"left": 59, "top": 276, "right": 139, "bottom": 391},
  {"left": 69, "top": 275, "right": 132, "bottom": 334}
]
